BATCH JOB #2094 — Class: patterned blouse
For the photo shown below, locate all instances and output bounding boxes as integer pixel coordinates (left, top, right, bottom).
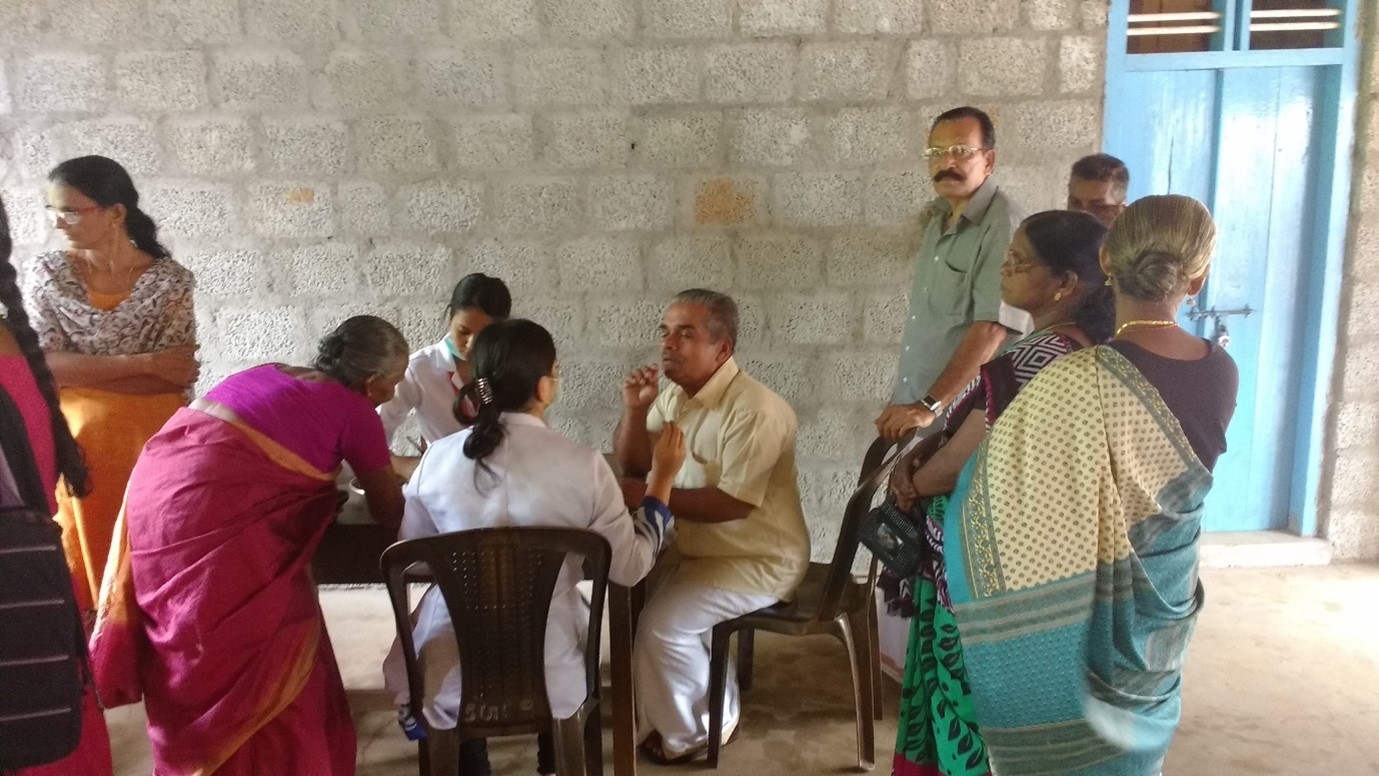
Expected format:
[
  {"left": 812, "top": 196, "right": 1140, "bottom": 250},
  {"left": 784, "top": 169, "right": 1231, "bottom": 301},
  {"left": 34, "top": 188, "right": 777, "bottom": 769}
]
[{"left": 21, "top": 249, "right": 197, "bottom": 358}]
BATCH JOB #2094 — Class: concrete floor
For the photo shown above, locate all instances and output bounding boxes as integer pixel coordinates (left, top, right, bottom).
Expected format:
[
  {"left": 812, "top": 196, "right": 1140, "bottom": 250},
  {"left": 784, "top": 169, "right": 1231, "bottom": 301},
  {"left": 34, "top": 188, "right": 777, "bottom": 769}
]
[{"left": 107, "top": 564, "right": 1379, "bottom": 775}]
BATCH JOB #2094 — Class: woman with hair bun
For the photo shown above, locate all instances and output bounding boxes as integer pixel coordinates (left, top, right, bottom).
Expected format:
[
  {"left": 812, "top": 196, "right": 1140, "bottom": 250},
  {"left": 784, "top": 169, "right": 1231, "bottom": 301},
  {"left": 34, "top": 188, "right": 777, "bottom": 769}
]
[
  {"left": 945, "top": 195, "right": 1238, "bottom": 775},
  {"left": 90, "top": 316, "right": 409, "bottom": 776},
  {"left": 21, "top": 155, "right": 199, "bottom": 624},
  {"left": 383, "top": 318, "right": 683, "bottom": 776}
]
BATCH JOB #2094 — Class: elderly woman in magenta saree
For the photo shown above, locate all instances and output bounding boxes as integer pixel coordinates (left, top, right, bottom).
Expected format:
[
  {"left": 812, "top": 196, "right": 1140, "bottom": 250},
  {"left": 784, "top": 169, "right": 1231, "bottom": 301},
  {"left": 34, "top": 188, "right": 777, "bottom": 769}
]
[
  {"left": 944, "top": 195, "right": 1237, "bottom": 776},
  {"left": 90, "top": 316, "right": 409, "bottom": 776}
]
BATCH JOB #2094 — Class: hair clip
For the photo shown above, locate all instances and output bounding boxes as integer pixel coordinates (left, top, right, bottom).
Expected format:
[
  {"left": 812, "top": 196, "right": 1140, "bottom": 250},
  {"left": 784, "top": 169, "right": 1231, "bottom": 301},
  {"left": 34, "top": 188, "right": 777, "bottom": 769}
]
[{"left": 474, "top": 377, "right": 494, "bottom": 406}]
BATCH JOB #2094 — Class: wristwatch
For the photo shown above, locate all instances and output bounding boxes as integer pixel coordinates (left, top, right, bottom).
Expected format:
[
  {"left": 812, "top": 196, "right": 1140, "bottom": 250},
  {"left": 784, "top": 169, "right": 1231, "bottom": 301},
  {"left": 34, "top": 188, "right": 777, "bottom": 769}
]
[{"left": 918, "top": 394, "right": 943, "bottom": 415}]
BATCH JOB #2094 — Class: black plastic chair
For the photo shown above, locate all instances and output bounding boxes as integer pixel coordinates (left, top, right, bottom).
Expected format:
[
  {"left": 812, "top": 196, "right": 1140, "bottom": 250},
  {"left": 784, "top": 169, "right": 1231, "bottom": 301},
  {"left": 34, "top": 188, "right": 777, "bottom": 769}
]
[
  {"left": 382, "top": 527, "right": 611, "bottom": 776},
  {"left": 706, "top": 437, "right": 902, "bottom": 771}
]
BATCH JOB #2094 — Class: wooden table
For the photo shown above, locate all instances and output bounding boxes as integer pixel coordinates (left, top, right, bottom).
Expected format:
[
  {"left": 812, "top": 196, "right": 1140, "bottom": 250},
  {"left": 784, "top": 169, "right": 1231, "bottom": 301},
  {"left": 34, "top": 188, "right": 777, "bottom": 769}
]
[{"left": 313, "top": 490, "right": 643, "bottom": 776}]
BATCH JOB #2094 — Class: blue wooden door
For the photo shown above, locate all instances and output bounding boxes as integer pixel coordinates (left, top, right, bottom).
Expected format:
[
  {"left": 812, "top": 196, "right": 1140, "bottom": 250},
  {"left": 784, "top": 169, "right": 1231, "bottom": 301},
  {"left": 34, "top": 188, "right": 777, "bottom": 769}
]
[{"left": 1103, "top": 0, "right": 1361, "bottom": 533}]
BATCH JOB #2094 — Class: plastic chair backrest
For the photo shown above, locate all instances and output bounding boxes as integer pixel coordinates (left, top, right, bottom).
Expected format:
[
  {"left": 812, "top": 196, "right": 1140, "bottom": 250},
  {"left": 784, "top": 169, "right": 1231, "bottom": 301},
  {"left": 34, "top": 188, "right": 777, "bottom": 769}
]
[
  {"left": 381, "top": 527, "right": 612, "bottom": 738},
  {"left": 816, "top": 440, "right": 905, "bottom": 622}
]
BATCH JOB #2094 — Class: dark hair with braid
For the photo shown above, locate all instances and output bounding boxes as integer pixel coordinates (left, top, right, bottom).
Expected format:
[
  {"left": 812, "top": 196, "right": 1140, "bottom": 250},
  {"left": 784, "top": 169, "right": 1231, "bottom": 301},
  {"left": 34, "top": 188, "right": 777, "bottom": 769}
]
[
  {"left": 1021, "top": 210, "right": 1115, "bottom": 343},
  {"left": 312, "top": 315, "right": 410, "bottom": 392},
  {"left": 48, "top": 155, "right": 171, "bottom": 260},
  {"left": 455, "top": 319, "right": 557, "bottom": 487},
  {"left": 0, "top": 196, "right": 90, "bottom": 496}
]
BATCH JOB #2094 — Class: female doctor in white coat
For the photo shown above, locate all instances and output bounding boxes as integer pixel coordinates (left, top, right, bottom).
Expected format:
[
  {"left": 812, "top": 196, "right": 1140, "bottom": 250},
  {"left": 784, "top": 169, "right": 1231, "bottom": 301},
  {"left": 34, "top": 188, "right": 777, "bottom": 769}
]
[
  {"left": 378, "top": 273, "right": 512, "bottom": 478},
  {"left": 382, "top": 318, "right": 684, "bottom": 776}
]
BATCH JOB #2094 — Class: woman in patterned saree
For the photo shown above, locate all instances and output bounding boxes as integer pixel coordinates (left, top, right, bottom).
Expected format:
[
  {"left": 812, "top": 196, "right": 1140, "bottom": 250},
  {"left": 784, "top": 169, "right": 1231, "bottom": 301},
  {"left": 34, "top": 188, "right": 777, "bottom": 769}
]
[
  {"left": 945, "top": 195, "right": 1237, "bottom": 775},
  {"left": 890, "top": 210, "right": 1114, "bottom": 776},
  {"left": 21, "top": 156, "right": 198, "bottom": 624}
]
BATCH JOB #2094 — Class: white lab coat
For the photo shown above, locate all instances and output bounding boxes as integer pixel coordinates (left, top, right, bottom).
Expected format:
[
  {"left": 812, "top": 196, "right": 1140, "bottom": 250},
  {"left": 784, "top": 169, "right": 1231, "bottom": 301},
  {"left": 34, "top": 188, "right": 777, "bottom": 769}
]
[
  {"left": 382, "top": 412, "right": 666, "bottom": 727},
  {"left": 376, "top": 340, "right": 467, "bottom": 445}
]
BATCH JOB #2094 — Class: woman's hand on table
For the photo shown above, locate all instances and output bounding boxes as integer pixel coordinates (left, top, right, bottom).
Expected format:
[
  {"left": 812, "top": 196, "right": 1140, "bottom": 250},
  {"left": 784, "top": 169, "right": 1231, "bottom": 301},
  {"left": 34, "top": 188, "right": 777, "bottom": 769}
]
[{"left": 391, "top": 454, "right": 421, "bottom": 481}]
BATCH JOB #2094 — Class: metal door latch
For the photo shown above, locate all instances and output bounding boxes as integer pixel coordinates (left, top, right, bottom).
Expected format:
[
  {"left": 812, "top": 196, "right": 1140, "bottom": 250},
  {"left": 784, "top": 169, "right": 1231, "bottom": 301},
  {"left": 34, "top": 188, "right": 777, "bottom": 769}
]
[{"left": 1187, "top": 305, "right": 1253, "bottom": 322}]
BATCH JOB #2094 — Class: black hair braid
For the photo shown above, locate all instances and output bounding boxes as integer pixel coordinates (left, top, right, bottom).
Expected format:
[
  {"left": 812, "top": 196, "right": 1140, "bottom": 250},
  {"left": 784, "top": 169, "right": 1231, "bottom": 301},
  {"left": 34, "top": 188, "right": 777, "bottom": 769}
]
[
  {"left": 0, "top": 218, "right": 90, "bottom": 496},
  {"left": 461, "top": 402, "right": 506, "bottom": 482},
  {"left": 124, "top": 206, "right": 171, "bottom": 260},
  {"left": 454, "top": 319, "right": 557, "bottom": 490}
]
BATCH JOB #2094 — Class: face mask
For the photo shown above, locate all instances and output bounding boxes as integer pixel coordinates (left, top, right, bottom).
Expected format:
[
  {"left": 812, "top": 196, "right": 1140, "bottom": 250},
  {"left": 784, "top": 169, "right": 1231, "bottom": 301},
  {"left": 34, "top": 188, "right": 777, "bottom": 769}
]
[{"left": 443, "top": 334, "right": 465, "bottom": 361}]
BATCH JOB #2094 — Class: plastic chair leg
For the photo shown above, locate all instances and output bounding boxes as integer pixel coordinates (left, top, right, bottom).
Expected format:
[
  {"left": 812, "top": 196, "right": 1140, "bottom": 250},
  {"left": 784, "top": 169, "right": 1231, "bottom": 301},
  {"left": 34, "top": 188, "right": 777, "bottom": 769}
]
[
  {"left": 868, "top": 600, "right": 883, "bottom": 719},
  {"left": 422, "top": 727, "right": 460, "bottom": 776},
  {"left": 844, "top": 610, "right": 877, "bottom": 771},
  {"left": 583, "top": 709, "right": 604, "bottom": 776},
  {"left": 555, "top": 715, "right": 588, "bottom": 776},
  {"left": 736, "top": 629, "right": 756, "bottom": 693},
  {"left": 706, "top": 625, "right": 733, "bottom": 768}
]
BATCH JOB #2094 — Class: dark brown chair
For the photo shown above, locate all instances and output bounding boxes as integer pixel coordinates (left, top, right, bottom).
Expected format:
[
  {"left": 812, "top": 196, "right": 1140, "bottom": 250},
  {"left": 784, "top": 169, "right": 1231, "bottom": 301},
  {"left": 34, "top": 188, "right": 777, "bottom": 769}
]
[
  {"left": 733, "top": 435, "right": 895, "bottom": 717},
  {"left": 706, "top": 438, "right": 902, "bottom": 771},
  {"left": 381, "top": 528, "right": 611, "bottom": 776}
]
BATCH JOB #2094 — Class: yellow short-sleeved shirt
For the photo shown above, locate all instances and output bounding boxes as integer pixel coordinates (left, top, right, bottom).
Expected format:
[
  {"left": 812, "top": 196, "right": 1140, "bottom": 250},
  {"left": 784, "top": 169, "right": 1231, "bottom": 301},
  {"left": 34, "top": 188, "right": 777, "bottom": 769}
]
[{"left": 646, "top": 357, "right": 811, "bottom": 600}]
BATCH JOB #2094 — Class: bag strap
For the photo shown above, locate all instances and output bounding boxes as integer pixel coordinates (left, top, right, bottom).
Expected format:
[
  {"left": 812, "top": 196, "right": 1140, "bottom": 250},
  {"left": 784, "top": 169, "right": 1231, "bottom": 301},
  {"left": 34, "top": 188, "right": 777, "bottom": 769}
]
[{"left": 0, "top": 385, "right": 52, "bottom": 513}]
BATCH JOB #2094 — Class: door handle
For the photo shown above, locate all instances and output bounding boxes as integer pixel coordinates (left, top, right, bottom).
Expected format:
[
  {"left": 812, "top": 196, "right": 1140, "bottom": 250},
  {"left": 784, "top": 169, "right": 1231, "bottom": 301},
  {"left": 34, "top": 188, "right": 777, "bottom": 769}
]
[{"left": 1188, "top": 305, "right": 1251, "bottom": 349}]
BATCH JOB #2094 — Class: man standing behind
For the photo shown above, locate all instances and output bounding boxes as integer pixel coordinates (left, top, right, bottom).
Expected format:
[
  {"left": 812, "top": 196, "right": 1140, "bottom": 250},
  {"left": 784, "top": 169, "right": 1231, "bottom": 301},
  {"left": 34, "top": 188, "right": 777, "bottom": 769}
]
[
  {"left": 1067, "top": 152, "right": 1130, "bottom": 226},
  {"left": 615, "top": 289, "right": 810, "bottom": 764},
  {"left": 875, "top": 106, "right": 1030, "bottom": 441}
]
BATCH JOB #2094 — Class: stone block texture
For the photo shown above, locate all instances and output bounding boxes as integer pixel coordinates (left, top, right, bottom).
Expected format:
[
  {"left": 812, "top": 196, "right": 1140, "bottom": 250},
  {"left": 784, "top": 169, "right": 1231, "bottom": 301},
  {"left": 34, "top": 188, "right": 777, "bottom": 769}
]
[
  {"left": 1, "top": 0, "right": 1147, "bottom": 561},
  {"left": 1327, "top": 6, "right": 1379, "bottom": 560}
]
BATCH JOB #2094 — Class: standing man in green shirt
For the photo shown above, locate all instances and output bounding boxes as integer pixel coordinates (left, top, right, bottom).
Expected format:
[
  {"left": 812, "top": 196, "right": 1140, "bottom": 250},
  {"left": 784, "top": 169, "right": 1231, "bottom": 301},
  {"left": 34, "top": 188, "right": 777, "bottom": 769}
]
[{"left": 875, "top": 106, "right": 1031, "bottom": 441}]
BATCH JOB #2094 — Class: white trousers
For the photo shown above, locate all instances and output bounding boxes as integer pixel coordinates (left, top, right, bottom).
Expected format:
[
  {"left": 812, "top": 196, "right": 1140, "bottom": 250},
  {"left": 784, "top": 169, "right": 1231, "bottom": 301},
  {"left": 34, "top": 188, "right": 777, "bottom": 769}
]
[{"left": 633, "top": 578, "right": 777, "bottom": 758}]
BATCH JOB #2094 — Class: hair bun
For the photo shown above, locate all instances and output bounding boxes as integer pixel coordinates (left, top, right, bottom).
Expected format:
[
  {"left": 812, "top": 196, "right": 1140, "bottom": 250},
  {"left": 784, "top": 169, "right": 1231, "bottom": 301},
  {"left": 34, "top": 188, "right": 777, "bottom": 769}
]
[{"left": 317, "top": 332, "right": 348, "bottom": 365}]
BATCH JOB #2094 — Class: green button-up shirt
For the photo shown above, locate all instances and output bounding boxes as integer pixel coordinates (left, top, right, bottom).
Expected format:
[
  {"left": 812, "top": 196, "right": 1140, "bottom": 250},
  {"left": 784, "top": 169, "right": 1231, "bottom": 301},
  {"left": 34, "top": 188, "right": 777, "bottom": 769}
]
[{"left": 893, "top": 176, "right": 1031, "bottom": 404}]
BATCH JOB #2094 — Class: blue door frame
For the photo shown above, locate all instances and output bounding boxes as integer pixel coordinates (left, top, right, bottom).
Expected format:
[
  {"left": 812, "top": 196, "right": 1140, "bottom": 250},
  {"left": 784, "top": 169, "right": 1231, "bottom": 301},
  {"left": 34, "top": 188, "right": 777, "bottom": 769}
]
[{"left": 1103, "top": 0, "right": 1363, "bottom": 536}]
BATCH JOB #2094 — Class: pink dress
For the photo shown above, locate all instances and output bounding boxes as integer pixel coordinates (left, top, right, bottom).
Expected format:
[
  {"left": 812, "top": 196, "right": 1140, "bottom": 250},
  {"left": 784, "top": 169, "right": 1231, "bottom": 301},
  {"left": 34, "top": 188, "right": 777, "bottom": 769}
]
[{"left": 0, "top": 353, "right": 114, "bottom": 776}]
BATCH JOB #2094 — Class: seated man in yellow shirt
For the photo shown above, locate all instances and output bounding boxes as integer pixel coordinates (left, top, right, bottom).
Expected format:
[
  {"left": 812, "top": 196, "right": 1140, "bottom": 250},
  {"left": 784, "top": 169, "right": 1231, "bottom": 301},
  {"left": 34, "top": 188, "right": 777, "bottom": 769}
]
[{"left": 614, "top": 289, "right": 811, "bottom": 764}]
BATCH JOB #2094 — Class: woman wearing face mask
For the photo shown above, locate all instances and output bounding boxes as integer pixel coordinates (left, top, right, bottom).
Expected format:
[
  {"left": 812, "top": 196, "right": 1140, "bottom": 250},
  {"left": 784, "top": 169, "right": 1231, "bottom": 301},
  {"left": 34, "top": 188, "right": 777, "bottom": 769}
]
[
  {"left": 382, "top": 319, "right": 683, "bottom": 776},
  {"left": 21, "top": 155, "right": 199, "bottom": 625},
  {"left": 378, "top": 273, "right": 511, "bottom": 479},
  {"left": 90, "top": 316, "right": 408, "bottom": 776}
]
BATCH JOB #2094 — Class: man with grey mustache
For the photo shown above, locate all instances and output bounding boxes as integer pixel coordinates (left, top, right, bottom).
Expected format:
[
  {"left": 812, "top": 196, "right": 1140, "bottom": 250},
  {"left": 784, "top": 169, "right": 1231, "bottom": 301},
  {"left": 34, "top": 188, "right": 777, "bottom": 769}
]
[{"left": 871, "top": 104, "right": 1032, "bottom": 696}]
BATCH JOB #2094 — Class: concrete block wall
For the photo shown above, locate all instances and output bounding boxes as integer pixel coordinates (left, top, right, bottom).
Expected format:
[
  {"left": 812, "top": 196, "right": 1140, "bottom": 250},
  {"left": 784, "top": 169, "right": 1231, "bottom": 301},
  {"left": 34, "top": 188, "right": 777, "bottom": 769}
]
[
  {"left": 1325, "top": 6, "right": 1379, "bottom": 561},
  {"left": 0, "top": 0, "right": 1106, "bottom": 558}
]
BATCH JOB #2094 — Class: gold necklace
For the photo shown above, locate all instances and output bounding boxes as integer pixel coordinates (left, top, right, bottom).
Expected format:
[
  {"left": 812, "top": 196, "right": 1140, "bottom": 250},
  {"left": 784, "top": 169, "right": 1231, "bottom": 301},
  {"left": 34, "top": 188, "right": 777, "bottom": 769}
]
[
  {"left": 74, "top": 256, "right": 140, "bottom": 294},
  {"left": 1115, "top": 319, "right": 1178, "bottom": 338}
]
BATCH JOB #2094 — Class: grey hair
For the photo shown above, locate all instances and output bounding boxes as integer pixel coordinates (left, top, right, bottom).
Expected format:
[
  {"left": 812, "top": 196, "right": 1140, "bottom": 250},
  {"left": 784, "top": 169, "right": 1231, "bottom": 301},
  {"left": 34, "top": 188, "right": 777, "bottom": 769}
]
[
  {"left": 1105, "top": 194, "right": 1216, "bottom": 302},
  {"left": 672, "top": 288, "right": 738, "bottom": 348},
  {"left": 312, "top": 315, "right": 409, "bottom": 390}
]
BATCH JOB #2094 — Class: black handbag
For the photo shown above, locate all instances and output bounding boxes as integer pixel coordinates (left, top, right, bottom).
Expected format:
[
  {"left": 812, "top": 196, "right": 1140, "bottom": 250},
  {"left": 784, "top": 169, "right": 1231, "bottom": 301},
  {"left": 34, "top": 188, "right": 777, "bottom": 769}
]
[
  {"left": 859, "top": 497, "right": 924, "bottom": 579},
  {"left": 0, "top": 387, "right": 87, "bottom": 770}
]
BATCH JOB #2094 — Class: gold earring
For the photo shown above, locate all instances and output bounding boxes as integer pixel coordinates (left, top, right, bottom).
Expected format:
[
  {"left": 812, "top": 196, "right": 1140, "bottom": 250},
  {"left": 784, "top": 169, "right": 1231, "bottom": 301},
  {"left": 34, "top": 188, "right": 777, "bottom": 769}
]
[
  {"left": 1104, "top": 277, "right": 1113, "bottom": 287},
  {"left": 1053, "top": 291, "right": 1063, "bottom": 302}
]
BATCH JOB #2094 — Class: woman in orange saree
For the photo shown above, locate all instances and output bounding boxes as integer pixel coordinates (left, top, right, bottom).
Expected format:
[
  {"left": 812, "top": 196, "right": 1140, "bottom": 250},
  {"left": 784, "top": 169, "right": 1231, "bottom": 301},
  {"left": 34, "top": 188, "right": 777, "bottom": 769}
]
[
  {"left": 91, "top": 316, "right": 408, "bottom": 775},
  {"left": 22, "top": 156, "right": 199, "bottom": 625}
]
